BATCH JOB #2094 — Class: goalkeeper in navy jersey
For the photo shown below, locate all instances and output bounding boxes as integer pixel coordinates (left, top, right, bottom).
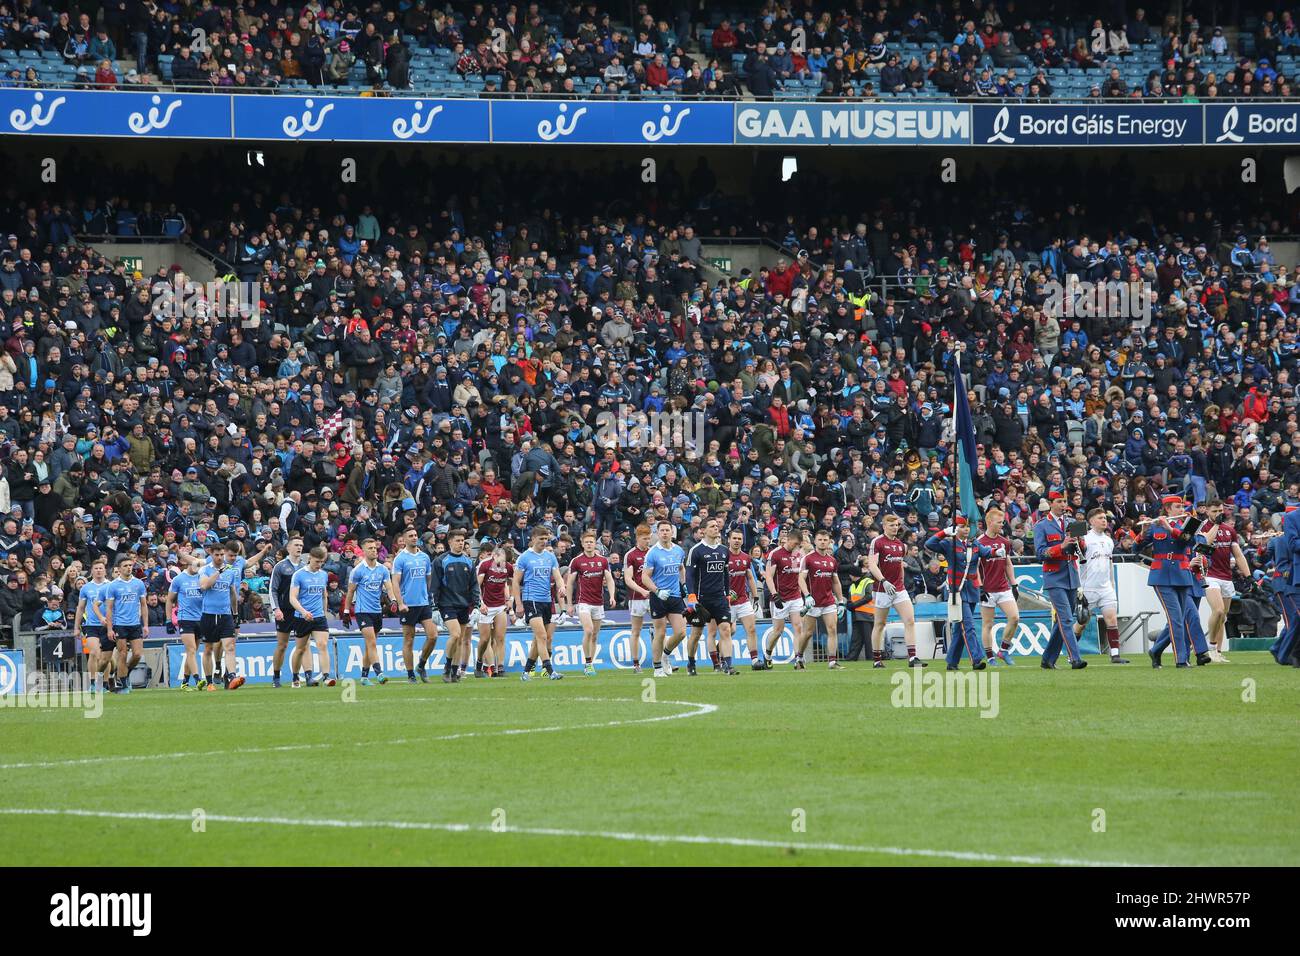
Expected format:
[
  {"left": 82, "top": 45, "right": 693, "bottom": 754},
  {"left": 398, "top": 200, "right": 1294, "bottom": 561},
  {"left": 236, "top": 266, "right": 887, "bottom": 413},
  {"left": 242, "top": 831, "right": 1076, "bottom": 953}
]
[{"left": 682, "top": 517, "right": 738, "bottom": 676}]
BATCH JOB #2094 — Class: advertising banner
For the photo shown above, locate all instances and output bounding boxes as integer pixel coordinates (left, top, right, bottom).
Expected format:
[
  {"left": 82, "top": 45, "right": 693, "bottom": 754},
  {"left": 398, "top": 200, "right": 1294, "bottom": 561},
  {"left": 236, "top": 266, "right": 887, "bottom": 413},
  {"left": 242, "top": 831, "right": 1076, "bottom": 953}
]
[
  {"left": 974, "top": 103, "right": 1203, "bottom": 147},
  {"left": 1204, "top": 103, "right": 1300, "bottom": 144},
  {"left": 0, "top": 88, "right": 231, "bottom": 138},
  {"left": 735, "top": 102, "right": 970, "bottom": 145},
  {"left": 0, "top": 649, "right": 26, "bottom": 695},
  {"left": 231, "top": 94, "right": 491, "bottom": 142},
  {"left": 490, "top": 99, "right": 733, "bottom": 145}
]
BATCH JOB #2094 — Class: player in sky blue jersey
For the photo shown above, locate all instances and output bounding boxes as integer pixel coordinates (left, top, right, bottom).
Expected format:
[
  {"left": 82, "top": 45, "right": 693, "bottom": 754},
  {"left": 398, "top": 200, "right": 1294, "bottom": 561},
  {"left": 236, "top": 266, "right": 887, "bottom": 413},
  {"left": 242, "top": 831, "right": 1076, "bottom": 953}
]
[
  {"left": 392, "top": 527, "right": 438, "bottom": 684},
  {"left": 73, "top": 558, "right": 111, "bottom": 694},
  {"left": 105, "top": 556, "right": 149, "bottom": 694},
  {"left": 199, "top": 541, "right": 245, "bottom": 690},
  {"left": 289, "top": 545, "right": 335, "bottom": 687},
  {"left": 642, "top": 520, "right": 687, "bottom": 677},
  {"left": 166, "top": 555, "right": 206, "bottom": 690},
  {"left": 342, "top": 538, "right": 399, "bottom": 685},
  {"left": 513, "top": 525, "right": 568, "bottom": 680}
]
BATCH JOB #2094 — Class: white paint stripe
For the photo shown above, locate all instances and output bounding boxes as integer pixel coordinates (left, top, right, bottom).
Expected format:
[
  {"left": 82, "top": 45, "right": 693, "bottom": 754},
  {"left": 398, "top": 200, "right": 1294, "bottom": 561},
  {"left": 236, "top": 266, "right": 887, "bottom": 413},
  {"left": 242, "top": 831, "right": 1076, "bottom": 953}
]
[
  {"left": 0, "top": 807, "right": 1157, "bottom": 867},
  {"left": 0, "top": 698, "right": 716, "bottom": 771}
]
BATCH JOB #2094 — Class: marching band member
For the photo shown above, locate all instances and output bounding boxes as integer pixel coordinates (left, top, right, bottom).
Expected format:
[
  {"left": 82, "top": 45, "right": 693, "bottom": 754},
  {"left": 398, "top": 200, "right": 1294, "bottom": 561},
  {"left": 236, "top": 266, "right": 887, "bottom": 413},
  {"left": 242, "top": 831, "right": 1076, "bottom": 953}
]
[
  {"left": 1032, "top": 491, "right": 1087, "bottom": 670},
  {"left": 1142, "top": 495, "right": 1212, "bottom": 669}
]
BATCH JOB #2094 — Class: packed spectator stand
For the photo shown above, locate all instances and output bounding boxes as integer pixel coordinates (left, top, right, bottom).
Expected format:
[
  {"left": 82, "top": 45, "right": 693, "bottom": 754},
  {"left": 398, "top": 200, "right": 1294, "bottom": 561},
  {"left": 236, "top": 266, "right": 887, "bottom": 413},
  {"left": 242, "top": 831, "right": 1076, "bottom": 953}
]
[
  {"left": 0, "top": 130, "right": 1295, "bottom": 635},
  {"left": 0, "top": 4, "right": 1297, "bottom": 637},
  {"left": 2, "top": 1, "right": 1300, "bottom": 99}
]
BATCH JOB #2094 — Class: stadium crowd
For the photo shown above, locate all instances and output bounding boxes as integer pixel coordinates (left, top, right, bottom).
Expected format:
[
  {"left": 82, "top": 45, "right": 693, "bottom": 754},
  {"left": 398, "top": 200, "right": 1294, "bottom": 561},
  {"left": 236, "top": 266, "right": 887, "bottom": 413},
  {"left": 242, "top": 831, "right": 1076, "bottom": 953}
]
[
  {"left": 1, "top": 0, "right": 1299, "bottom": 100},
  {"left": 0, "top": 143, "right": 1295, "bottom": 637}
]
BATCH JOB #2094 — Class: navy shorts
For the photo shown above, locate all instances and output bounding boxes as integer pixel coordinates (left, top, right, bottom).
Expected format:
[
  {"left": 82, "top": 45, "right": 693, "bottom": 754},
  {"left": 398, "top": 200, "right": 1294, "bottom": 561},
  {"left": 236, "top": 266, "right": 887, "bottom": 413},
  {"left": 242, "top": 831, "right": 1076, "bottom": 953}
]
[
  {"left": 112, "top": 624, "right": 144, "bottom": 642},
  {"left": 356, "top": 612, "right": 384, "bottom": 632},
  {"left": 694, "top": 599, "right": 730, "bottom": 625},
  {"left": 291, "top": 616, "right": 321, "bottom": 639},
  {"left": 82, "top": 624, "right": 107, "bottom": 641},
  {"left": 401, "top": 605, "right": 433, "bottom": 627},
  {"left": 439, "top": 607, "right": 471, "bottom": 626},
  {"left": 521, "top": 600, "right": 552, "bottom": 626},
  {"left": 649, "top": 594, "right": 686, "bottom": 620},
  {"left": 201, "top": 613, "right": 236, "bottom": 644},
  {"left": 177, "top": 619, "right": 202, "bottom": 637}
]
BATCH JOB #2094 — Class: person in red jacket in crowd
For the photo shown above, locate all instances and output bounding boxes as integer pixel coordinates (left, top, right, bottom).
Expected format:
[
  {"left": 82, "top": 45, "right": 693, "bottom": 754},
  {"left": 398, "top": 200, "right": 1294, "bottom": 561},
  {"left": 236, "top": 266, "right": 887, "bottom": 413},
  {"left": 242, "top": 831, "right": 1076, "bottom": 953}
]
[
  {"left": 645, "top": 53, "right": 669, "bottom": 88},
  {"left": 480, "top": 467, "right": 510, "bottom": 510},
  {"left": 1242, "top": 382, "right": 1271, "bottom": 423},
  {"left": 768, "top": 396, "right": 792, "bottom": 438},
  {"left": 766, "top": 258, "right": 796, "bottom": 299},
  {"left": 711, "top": 20, "right": 738, "bottom": 56}
]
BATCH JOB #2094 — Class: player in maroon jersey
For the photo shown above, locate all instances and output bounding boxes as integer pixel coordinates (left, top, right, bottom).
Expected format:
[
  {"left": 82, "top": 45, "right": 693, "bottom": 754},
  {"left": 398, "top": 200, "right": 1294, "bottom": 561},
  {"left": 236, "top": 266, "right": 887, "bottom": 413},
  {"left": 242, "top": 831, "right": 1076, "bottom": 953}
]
[
  {"left": 568, "top": 530, "right": 617, "bottom": 676},
  {"left": 866, "top": 512, "right": 924, "bottom": 667},
  {"left": 726, "top": 528, "right": 763, "bottom": 670},
  {"left": 762, "top": 525, "right": 806, "bottom": 668},
  {"left": 799, "top": 528, "right": 846, "bottom": 669},
  {"left": 1200, "top": 500, "right": 1251, "bottom": 662},
  {"left": 476, "top": 543, "right": 514, "bottom": 677},
  {"left": 976, "top": 505, "right": 1018, "bottom": 666},
  {"left": 622, "top": 524, "right": 653, "bottom": 672}
]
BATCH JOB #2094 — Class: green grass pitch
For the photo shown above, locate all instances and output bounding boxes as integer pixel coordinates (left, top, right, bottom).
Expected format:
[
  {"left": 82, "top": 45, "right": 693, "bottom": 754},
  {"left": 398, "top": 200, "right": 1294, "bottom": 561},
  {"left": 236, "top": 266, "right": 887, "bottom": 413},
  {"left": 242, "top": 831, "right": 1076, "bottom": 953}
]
[{"left": 2, "top": 653, "right": 1297, "bottom": 866}]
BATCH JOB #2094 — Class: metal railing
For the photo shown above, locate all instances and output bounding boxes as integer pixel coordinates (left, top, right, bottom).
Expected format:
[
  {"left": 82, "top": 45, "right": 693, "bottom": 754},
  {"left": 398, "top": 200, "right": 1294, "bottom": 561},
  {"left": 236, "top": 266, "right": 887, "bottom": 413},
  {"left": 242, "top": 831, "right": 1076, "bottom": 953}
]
[
  {"left": 6, "top": 76, "right": 1300, "bottom": 104},
  {"left": 73, "top": 234, "right": 238, "bottom": 277}
]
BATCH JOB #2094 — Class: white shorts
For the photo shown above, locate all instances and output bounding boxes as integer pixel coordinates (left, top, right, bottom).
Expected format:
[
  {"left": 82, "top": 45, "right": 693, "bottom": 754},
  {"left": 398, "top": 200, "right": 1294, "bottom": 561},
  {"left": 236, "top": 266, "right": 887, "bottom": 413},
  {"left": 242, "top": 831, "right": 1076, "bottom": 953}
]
[
  {"left": 479, "top": 604, "right": 507, "bottom": 623},
  {"left": 730, "top": 601, "right": 756, "bottom": 623},
  {"left": 1205, "top": 577, "right": 1237, "bottom": 599},
  {"left": 1081, "top": 584, "right": 1118, "bottom": 611},
  {"left": 576, "top": 602, "right": 606, "bottom": 621},
  {"left": 873, "top": 589, "right": 912, "bottom": 610},
  {"left": 770, "top": 598, "right": 803, "bottom": 621},
  {"left": 808, "top": 604, "right": 838, "bottom": 618},
  {"left": 980, "top": 589, "right": 1016, "bottom": 609},
  {"left": 628, "top": 598, "right": 649, "bottom": 618}
]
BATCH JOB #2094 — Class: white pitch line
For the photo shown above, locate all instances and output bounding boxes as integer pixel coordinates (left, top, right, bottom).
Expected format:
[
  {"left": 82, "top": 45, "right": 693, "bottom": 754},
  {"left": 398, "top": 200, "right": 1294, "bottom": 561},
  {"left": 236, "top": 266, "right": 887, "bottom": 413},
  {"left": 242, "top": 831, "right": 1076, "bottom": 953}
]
[
  {"left": 0, "top": 698, "right": 716, "bottom": 771},
  {"left": 0, "top": 807, "right": 1157, "bottom": 867}
]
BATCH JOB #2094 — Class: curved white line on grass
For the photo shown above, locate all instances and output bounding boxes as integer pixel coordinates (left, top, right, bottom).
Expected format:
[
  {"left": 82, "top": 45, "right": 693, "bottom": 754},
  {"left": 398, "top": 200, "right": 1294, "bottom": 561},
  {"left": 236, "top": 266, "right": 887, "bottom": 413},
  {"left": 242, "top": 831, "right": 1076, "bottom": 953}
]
[
  {"left": 0, "top": 807, "right": 1157, "bottom": 867},
  {"left": 0, "top": 698, "right": 716, "bottom": 771}
]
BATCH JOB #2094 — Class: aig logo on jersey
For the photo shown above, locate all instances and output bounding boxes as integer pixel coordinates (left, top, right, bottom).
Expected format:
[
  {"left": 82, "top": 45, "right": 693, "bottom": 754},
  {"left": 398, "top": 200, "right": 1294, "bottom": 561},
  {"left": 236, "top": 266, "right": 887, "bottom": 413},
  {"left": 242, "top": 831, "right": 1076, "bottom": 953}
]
[
  {"left": 704, "top": 559, "right": 727, "bottom": 575},
  {"left": 50, "top": 886, "right": 152, "bottom": 936}
]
